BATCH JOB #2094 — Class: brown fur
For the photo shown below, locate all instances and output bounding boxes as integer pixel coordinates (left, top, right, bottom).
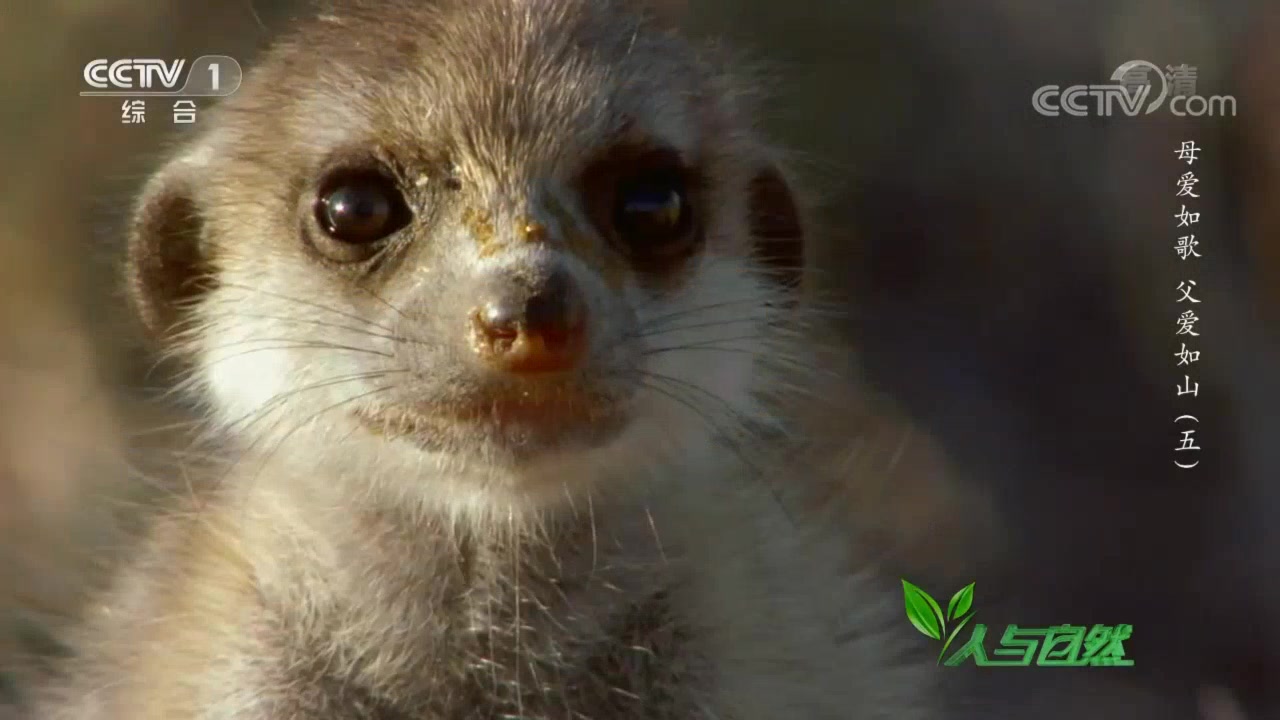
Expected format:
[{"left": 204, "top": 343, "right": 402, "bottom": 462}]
[{"left": 33, "top": 1, "right": 938, "bottom": 718}]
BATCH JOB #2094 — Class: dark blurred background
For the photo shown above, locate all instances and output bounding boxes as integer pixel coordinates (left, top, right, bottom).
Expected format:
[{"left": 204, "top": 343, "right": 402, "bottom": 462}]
[{"left": 2, "top": 1, "right": 1278, "bottom": 718}]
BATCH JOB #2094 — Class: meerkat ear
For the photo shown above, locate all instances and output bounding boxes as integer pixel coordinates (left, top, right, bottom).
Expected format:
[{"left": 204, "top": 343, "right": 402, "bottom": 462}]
[
  {"left": 747, "top": 164, "right": 805, "bottom": 292},
  {"left": 126, "top": 152, "right": 215, "bottom": 344}
]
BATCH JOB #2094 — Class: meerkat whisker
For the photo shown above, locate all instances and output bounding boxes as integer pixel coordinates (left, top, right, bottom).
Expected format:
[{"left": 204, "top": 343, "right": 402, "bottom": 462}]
[
  {"left": 629, "top": 315, "right": 783, "bottom": 340},
  {"left": 202, "top": 369, "right": 407, "bottom": 428},
  {"left": 641, "top": 334, "right": 798, "bottom": 355},
  {"left": 202, "top": 379, "right": 402, "bottom": 495},
  {"left": 198, "top": 342, "right": 396, "bottom": 368},
  {"left": 196, "top": 371, "right": 408, "bottom": 471},
  {"left": 197, "top": 313, "right": 410, "bottom": 344},
  {"left": 632, "top": 377, "right": 775, "bottom": 484},
  {"left": 238, "top": 384, "right": 402, "bottom": 503},
  {"left": 634, "top": 371, "right": 755, "bottom": 431},
  {"left": 222, "top": 376, "right": 396, "bottom": 448},
  {"left": 352, "top": 281, "right": 417, "bottom": 324},
  {"left": 629, "top": 294, "right": 783, "bottom": 329},
  {"left": 215, "top": 281, "right": 402, "bottom": 335}
]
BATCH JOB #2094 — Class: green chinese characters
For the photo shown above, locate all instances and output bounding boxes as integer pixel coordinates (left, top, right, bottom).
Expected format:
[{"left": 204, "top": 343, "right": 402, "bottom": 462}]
[{"left": 900, "top": 578, "right": 1134, "bottom": 667}]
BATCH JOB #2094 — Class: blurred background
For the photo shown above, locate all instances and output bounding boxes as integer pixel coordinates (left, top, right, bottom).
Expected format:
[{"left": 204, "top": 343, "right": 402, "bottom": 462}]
[{"left": 2, "top": 0, "right": 1278, "bottom": 718}]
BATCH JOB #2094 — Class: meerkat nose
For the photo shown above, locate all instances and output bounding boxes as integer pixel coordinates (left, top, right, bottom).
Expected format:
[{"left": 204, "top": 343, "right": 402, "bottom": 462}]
[{"left": 470, "top": 266, "right": 588, "bottom": 374}]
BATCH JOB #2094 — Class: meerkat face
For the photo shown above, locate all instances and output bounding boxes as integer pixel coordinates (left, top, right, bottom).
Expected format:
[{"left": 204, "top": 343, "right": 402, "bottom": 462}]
[{"left": 127, "top": 0, "right": 805, "bottom": 506}]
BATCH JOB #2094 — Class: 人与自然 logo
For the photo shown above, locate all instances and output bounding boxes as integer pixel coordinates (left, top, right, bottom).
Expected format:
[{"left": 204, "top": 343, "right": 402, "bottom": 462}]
[{"left": 901, "top": 579, "right": 1134, "bottom": 667}]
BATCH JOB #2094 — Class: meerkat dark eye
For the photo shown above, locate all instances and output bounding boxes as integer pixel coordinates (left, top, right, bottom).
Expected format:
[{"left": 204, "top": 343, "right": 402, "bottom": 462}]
[
  {"left": 312, "top": 170, "right": 411, "bottom": 255},
  {"left": 614, "top": 172, "right": 694, "bottom": 259}
]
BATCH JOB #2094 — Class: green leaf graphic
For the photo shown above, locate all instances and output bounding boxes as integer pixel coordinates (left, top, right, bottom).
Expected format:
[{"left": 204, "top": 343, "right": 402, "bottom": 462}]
[
  {"left": 946, "top": 582, "right": 975, "bottom": 622},
  {"left": 938, "top": 613, "right": 975, "bottom": 663},
  {"left": 901, "top": 579, "right": 945, "bottom": 640}
]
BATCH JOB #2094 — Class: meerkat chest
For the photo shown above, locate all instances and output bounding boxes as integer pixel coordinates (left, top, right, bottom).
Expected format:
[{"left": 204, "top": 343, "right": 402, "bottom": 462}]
[
  {"left": 258, "top": 546, "right": 714, "bottom": 719},
  {"left": 442, "top": 588, "right": 709, "bottom": 719},
  {"left": 269, "top": 592, "right": 711, "bottom": 720}
]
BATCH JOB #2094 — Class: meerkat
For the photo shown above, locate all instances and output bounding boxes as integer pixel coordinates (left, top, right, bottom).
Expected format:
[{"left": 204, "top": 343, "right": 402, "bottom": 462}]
[{"left": 32, "top": 0, "right": 938, "bottom": 717}]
